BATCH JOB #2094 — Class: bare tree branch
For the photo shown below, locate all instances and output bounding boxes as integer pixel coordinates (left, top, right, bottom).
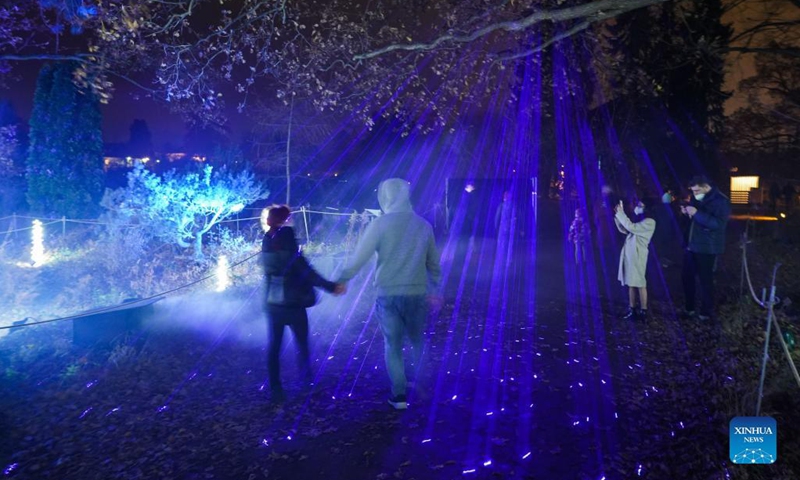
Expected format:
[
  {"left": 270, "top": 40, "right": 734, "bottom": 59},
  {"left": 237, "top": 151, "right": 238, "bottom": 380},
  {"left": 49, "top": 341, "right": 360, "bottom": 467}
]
[
  {"left": 0, "top": 53, "right": 94, "bottom": 62},
  {"left": 494, "top": 20, "right": 592, "bottom": 62},
  {"left": 723, "top": 46, "right": 800, "bottom": 58},
  {"left": 353, "top": 0, "right": 671, "bottom": 61},
  {"left": 729, "top": 20, "right": 800, "bottom": 43}
]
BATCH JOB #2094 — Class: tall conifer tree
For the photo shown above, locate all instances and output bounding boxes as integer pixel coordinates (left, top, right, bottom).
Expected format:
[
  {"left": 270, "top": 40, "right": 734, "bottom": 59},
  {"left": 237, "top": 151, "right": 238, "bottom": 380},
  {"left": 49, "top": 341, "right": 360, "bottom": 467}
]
[{"left": 26, "top": 62, "right": 104, "bottom": 217}]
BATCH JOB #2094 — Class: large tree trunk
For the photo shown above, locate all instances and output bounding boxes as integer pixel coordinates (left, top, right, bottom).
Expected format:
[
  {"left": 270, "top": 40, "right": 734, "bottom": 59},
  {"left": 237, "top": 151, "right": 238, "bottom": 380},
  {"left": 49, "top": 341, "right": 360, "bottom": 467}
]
[{"left": 194, "top": 234, "right": 204, "bottom": 260}]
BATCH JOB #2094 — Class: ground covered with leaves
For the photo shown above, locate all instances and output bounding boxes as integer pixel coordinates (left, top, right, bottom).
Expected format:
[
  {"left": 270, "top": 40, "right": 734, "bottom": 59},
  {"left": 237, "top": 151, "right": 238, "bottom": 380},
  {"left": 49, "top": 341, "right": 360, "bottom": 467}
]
[{"left": 1, "top": 207, "right": 799, "bottom": 480}]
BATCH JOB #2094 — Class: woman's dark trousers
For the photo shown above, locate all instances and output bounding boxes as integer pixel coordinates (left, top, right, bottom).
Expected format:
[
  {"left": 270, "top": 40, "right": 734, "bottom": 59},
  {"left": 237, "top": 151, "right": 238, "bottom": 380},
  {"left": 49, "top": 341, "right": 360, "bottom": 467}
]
[{"left": 266, "top": 305, "right": 310, "bottom": 391}]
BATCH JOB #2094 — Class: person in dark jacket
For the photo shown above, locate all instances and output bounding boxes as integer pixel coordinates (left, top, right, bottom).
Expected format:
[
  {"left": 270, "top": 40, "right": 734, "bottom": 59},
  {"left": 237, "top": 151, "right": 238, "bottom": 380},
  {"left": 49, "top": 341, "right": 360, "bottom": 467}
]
[
  {"left": 680, "top": 176, "right": 731, "bottom": 320},
  {"left": 261, "top": 205, "right": 344, "bottom": 400}
]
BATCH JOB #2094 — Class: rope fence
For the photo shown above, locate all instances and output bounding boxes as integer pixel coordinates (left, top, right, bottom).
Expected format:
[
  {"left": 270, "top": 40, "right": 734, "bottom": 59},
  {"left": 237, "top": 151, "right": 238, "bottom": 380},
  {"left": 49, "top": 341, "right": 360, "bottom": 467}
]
[
  {"left": 2, "top": 219, "right": 62, "bottom": 234},
  {"left": 0, "top": 205, "right": 377, "bottom": 331},
  {"left": 1, "top": 207, "right": 372, "bottom": 229},
  {"left": 738, "top": 220, "right": 800, "bottom": 414},
  {"left": 0, "top": 251, "right": 261, "bottom": 331}
]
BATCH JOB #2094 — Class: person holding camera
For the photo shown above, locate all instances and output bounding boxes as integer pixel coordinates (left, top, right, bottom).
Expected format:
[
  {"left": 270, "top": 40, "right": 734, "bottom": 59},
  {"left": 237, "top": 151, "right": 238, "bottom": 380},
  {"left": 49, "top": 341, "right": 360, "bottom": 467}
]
[
  {"left": 680, "top": 176, "right": 731, "bottom": 321},
  {"left": 614, "top": 198, "right": 656, "bottom": 320}
]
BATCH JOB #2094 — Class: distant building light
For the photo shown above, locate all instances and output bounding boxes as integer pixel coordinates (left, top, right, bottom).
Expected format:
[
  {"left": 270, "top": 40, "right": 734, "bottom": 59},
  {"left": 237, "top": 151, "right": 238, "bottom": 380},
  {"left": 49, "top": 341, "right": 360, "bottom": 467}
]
[
  {"left": 465, "top": 184, "right": 475, "bottom": 193},
  {"left": 730, "top": 214, "right": 778, "bottom": 222},
  {"left": 730, "top": 176, "right": 759, "bottom": 205},
  {"left": 731, "top": 176, "right": 759, "bottom": 191}
]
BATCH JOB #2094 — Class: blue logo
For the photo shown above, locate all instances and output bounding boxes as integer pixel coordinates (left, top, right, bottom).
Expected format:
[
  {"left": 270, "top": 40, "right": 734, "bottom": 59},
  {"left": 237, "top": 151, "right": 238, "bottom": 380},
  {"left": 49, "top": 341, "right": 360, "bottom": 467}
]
[{"left": 730, "top": 417, "right": 777, "bottom": 464}]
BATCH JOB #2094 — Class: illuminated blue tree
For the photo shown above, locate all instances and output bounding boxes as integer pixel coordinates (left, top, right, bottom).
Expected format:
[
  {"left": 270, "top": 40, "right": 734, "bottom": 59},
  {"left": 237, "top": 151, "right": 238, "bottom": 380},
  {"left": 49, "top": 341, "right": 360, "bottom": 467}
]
[{"left": 101, "top": 163, "right": 268, "bottom": 259}]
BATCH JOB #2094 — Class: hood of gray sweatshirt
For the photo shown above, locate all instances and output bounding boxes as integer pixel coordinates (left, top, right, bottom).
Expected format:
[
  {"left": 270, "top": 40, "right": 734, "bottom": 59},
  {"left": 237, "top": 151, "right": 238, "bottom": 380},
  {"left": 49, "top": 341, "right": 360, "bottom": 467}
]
[{"left": 338, "top": 178, "right": 441, "bottom": 296}]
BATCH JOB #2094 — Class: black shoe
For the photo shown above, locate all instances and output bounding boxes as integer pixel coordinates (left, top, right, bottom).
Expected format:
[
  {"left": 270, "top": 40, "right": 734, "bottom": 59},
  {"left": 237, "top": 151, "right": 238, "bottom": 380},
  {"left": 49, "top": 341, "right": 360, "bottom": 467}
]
[
  {"left": 388, "top": 394, "right": 408, "bottom": 410},
  {"left": 638, "top": 309, "right": 648, "bottom": 321},
  {"left": 698, "top": 313, "right": 712, "bottom": 321},
  {"left": 680, "top": 309, "right": 696, "bottom": 320},
  {"left": 622, "top": 308, "right": 638, "bottom": 320}
]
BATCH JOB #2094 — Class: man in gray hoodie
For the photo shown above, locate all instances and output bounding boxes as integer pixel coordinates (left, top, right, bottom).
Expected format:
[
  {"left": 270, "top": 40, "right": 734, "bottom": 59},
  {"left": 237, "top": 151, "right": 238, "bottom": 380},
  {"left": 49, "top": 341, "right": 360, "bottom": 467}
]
[{"left": 338, "top": 178, "right": 442, "bottom": 410}]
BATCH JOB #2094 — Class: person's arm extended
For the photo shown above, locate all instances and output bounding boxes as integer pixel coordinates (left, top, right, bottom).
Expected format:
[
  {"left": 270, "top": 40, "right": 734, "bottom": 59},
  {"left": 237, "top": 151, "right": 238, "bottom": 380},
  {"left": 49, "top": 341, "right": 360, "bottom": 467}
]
[
  {"left": 614, "top": 216, "right": 628, "bottom": 234},
  {"left": 294, "top": 254, "right": 337, "bottom": 292},
  {"left": 692, "top": 198, "right": 730, "bottom": 230},
  {"left": 338, "top": 220, "right": 380, "bottom": 282},
  {"left": 615, "top": 210, "right": 655, "bottom": 237},
  {"left": 274, "top": 230, "right": 335, "bottom": 292}
]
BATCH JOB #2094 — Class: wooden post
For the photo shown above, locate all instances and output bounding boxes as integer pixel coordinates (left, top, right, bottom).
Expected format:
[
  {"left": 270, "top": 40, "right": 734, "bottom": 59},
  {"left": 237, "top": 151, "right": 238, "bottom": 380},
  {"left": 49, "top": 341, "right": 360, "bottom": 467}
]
[{"left": 301, "top": 206, "right": 310, "bottom": 244}]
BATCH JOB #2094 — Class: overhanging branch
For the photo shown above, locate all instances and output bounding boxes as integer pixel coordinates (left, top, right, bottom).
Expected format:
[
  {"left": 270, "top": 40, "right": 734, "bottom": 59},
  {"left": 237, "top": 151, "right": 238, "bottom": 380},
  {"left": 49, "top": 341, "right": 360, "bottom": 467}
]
[
  {"left": 494, "top": 20, "right": 592, "bottom": 62},
  {"left": 724, "top": 46, "right": 800, "bottom": 58},
  {"left": 353, "top": 0, "right": 671, "bottom": 61},
  {"left": 0, "top": 53, "right": 95, "bottom": 62}
]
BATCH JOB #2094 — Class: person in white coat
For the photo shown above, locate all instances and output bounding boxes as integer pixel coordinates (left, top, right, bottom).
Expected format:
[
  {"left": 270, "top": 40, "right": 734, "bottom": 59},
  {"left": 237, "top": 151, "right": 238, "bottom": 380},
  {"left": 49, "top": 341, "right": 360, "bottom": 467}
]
[{"left": 614, "top": 198, "right": 656, "bottom": 320}]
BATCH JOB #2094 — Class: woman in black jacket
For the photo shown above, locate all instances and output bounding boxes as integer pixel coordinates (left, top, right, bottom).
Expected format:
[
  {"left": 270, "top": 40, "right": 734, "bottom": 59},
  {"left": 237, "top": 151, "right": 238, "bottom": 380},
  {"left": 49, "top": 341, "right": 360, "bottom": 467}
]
[{"left": 261, "top": 205, "right": 344, "bottom": 399}]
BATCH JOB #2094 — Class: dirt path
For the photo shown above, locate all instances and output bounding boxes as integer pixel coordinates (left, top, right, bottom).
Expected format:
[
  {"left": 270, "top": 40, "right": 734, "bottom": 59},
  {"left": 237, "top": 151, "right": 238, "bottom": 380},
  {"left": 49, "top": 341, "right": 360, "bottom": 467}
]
[{"left": 1, "top": 200, "right": 791, "bottom": 480}]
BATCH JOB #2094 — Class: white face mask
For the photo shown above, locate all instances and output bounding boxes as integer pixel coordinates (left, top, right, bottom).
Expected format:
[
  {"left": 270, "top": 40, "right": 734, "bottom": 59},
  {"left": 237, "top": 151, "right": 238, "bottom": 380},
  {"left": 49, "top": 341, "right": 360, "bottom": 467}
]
[
  {"left": 634, "top": 206, "right": 644, "bottom": 215},
  {"left": 694, "top": 193, "right": 706, "bottom": 201}
]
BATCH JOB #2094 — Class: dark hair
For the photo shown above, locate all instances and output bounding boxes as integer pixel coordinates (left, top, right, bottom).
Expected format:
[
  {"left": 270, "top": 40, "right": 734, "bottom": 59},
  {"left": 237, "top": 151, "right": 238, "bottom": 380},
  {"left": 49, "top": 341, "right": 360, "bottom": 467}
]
[
  {"left": 266, "top": 205, "right": 291, "bottom": 228},
  {"left": 639, "top": 197, "right": 657, "bottom": 219},
  {"left": 688, "top": 175, "right": 711, "bottom": 188}
]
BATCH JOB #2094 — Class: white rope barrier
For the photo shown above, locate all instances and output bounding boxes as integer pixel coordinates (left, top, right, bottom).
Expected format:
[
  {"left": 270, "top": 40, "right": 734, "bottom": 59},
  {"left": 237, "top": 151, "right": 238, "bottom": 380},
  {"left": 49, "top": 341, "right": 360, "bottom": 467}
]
[
  {"left": 2, "top": 220, "right": 62, "bottom": 234},
  {"left": 741, "top": 232, "right": 766, "bottom": 308},
  {"left": 2, "top": 207, "right": 369, "bottom": 229},
  {"left": 0, "top": 251, "right": 261, "bottom": 331},
  {"left": 739, "top": 222, "right": 800, "bottom": 412}
]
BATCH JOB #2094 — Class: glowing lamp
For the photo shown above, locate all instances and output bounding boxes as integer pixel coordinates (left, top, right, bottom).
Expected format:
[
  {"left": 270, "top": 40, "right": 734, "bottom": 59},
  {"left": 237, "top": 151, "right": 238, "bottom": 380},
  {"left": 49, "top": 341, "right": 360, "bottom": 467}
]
[
  {"left": 780, "top": 213, "right": 786, "bottom": 219},
  {"left": 260, "top": 208, "right": 270, "bottom": 232},
  {"left": 215, "top": 255, "right": 231, "bottom": 292},
  {"left": 730, "top": 176, "right": 759, "bottom": 205},
  {"left": 31, "top": 219, "right": 45, "bottom": 267},
  {"left": 230, "top": 203, "right": 245, "bottom": 213},
  {"left": 464, "top": 184, "right": 475, "bottom": 193}
]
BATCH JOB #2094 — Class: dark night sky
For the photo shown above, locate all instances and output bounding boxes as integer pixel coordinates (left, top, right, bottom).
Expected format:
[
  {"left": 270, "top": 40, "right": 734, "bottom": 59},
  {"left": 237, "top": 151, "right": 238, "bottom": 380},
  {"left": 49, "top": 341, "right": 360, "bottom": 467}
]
[
  {"left": 1, "top": 1, "right": 788, "bottom": 151},
  {"left": 2, "top": 62, "right": 252, "bottom": 150}
]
